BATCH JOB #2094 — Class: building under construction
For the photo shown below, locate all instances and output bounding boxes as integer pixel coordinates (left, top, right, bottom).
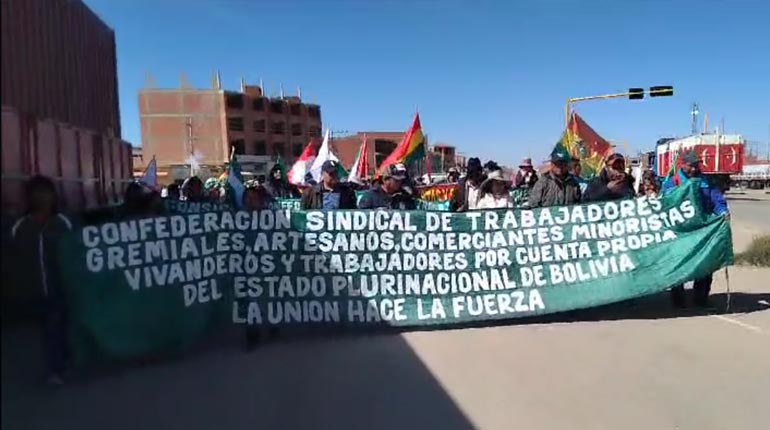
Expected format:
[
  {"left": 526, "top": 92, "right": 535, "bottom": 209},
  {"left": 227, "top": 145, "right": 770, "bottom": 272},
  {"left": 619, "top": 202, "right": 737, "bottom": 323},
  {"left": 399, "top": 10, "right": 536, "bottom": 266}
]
[{"left": 138, "top": 74, "right": 322, "bottom": 184}]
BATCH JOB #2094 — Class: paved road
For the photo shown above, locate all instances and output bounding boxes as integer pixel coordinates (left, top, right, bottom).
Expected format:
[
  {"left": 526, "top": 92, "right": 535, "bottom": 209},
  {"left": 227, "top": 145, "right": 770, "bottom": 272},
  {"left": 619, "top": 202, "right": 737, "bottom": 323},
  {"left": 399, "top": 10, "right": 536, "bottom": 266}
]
[
  {"left": 727, "top": 192, "right": 770, "bottom": 230},
  {"left": 2, "top": 221, "right": 769, "bottom": 430}
]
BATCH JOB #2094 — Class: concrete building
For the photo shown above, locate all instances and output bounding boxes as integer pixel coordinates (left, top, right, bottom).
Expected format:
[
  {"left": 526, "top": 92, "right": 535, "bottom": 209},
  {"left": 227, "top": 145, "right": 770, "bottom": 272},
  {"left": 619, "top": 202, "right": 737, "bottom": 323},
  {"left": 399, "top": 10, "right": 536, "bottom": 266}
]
[{"left": 138, "top": 76, "right": 322, "bottom": 183}]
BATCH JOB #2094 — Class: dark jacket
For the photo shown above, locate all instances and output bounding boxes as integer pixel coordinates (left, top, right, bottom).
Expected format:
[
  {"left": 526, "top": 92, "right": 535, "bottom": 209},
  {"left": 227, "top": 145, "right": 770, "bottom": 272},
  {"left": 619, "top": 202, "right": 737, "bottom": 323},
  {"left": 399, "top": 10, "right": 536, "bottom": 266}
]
[
  {"left": 9, "top": 213, "right": 74, "bottom": 301},
  {"left": 582, "top": 169, "right": 636, "bottom": 203},
  {"left": 528, "top": 172, "right": 581, "bottom": 208},
  {"left": 450, "top": 176, "right": 485, "bottom": 212},
  {"left": 513, "top": 171, "right": 538, "bottom": 189},
  {"left": 264, "top": 179, "right": 300, "bottom": 199},
  {"left": 359, "top": 186, "right": 417, "bottom": 210},
  {"left": 300, "top": 183, "right": 357, "bottom": 210}
]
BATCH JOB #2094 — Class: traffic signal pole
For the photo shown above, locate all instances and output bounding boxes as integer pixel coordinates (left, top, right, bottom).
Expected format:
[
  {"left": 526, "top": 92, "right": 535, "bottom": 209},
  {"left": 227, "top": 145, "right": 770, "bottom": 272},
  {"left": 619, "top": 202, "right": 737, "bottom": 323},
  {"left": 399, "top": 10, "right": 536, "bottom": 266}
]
[{"left": 565, "top": 86, "right": 674, "bottom": 126}]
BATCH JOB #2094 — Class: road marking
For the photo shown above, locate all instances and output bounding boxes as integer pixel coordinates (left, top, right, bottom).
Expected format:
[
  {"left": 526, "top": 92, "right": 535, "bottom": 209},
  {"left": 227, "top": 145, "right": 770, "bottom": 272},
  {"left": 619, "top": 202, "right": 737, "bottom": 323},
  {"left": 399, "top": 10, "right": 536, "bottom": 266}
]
[{"left": 711, "top": 315, "right": 764, "bottom": 333}]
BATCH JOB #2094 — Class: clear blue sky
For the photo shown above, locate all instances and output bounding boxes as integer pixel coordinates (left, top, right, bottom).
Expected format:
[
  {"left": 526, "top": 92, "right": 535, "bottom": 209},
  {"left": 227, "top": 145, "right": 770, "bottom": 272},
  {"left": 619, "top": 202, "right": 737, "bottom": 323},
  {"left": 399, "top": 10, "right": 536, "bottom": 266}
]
[{"left": 87, "top": 0, "right": 770, "bottom": 166}]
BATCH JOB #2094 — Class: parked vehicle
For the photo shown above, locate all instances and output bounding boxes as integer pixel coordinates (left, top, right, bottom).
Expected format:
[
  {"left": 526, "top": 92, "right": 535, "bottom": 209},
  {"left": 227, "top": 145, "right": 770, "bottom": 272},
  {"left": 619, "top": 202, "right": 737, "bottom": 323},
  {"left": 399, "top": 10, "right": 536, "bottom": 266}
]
[
  {"left": 654, "top": 134, "right": 745, "bottom": 191},
  {"left": 731, "top": 162, "right": 770, "bottom": 189}
]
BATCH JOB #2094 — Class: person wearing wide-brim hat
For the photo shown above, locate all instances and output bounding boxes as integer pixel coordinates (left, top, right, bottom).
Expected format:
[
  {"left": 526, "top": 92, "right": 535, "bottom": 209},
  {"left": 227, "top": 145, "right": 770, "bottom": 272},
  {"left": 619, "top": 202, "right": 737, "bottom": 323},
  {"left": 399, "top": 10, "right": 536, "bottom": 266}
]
[
  {"left": 513, "top": 158, "right": 538, "bottom": 189},
  {"left": 476, "top": 168, "right": 514, "bottom": 209},
  {"left": 450, "top": 157, "right": 486, "bottom": 212},
  {"left": 446, "top": 167, "right": 460, "bottom": 183}
]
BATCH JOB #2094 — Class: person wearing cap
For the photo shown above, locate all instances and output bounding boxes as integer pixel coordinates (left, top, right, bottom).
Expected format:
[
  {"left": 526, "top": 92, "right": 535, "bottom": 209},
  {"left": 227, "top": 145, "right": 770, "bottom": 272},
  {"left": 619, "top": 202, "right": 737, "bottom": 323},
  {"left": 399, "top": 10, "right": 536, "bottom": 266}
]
[
  {"left": 450, "top": 157, "right": 486, "bottom": 212},
  {"left": 583, "top": 153, "right": 635, "bottom": 203},
  {"left": 359, "top": 163, "right": 416, "bottom": 210},
  {"left": 300, "top": 160, "right": 357, "bottom": 210},
  {"left": 513, "top": 158, "right": 538, "bottom": 189},
  {"left": 662, "top": 150, "right": 729, "bottom": 308},
  {"left": 528, "top": 150, "right": 581, "bottom": 208},
  {"left": 264, "top": 162, "right": 300, "bottom": 199},
  {"left": 476, "top": 168, "right": 514, "bottom": 209}
]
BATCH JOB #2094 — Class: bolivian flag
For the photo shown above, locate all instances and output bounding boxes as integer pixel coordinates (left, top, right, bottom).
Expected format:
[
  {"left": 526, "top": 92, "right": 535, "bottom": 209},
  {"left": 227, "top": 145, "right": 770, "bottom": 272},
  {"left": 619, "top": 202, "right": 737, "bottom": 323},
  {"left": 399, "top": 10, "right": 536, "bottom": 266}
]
[
  {"left": 553, "top": 112, "right": 613, "bottom": 179},
  {"left": 376, "top": 113, "right": 426, "bottom": 176}
]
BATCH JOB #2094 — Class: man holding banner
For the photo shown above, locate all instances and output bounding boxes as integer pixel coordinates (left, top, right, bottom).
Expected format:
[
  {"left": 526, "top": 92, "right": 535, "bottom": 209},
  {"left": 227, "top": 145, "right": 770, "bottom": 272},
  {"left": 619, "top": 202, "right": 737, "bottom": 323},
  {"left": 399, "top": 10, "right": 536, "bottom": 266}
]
[
  {"left": 358, "top": 163, "right": 416, "bottom": 210},
  {"left": 301, "top": 160, "right": 357, "bottom": 210},
  {"left": 662, "top": 150, "right": 730, "bottom": 308},
  {"left": 528, "top": 150, "right": 582, "bottom": 208}
]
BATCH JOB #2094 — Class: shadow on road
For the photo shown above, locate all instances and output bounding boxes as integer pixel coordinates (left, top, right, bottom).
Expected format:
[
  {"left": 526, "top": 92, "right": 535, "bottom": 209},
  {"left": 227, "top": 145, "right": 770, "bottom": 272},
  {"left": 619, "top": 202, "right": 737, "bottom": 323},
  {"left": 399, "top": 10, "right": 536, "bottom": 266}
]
[
  {"left": 538, "top": 291, "right": 770, "bottom": 323},
  {"left": 4, "top": 290, "right": 768, "bottom": 430},
  {"left": 1, "top": 323, "right": 476, "bottom": 430}
]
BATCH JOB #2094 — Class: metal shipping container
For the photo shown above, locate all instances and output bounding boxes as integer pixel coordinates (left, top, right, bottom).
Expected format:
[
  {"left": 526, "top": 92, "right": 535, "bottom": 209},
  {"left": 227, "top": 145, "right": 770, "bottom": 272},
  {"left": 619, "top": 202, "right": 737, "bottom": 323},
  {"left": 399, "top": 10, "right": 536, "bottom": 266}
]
[{"left": 1, "top": 107, "right": 132, "bottom": 216}]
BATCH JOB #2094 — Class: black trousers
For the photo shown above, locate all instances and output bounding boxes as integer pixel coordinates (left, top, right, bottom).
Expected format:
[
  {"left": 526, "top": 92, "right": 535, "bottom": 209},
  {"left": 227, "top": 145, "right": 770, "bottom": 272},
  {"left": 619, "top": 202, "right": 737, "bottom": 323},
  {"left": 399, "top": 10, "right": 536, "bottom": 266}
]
[{"left": 671, "top": 274, "right": 713, "bottom": 299}]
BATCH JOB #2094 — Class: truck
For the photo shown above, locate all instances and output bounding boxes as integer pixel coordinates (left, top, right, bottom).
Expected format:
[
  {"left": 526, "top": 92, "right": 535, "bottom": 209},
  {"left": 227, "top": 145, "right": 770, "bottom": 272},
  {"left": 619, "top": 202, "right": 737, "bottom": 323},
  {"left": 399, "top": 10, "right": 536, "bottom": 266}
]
[
  {"left": 653, "top": 134, "right": 745, "bottom": 191},
  {"left": 730, "top": 162, "right": 770, "bottom": 189}
]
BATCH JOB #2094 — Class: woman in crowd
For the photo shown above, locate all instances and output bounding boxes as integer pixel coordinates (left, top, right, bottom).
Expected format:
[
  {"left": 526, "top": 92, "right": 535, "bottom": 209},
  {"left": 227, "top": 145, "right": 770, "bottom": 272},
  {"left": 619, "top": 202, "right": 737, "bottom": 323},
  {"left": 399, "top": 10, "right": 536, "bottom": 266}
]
[
  {"left": 476, "top": 169, "right": 514, "bottom": 209},
  {"left": 9, "top": 176, "right": 73, "bottom": 385}
]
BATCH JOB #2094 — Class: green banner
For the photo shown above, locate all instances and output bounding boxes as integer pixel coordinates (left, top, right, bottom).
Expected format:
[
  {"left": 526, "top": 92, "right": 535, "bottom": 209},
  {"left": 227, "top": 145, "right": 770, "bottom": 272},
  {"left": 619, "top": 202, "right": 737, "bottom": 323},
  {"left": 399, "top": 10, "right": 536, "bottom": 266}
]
[
  {"left": 276, "top": 194, "right": 451, "bottom": 212},
  {"left": 62, "top": 181, "right": 732, "bottom": 362}
]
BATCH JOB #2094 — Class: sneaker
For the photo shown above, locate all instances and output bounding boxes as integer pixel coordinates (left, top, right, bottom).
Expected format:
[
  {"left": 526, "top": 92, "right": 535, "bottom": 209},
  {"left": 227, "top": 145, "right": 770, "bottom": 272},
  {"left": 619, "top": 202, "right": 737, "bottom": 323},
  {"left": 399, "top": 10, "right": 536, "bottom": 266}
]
[{"left": 46, "top": 374, "right": 64, "bottom": 386}]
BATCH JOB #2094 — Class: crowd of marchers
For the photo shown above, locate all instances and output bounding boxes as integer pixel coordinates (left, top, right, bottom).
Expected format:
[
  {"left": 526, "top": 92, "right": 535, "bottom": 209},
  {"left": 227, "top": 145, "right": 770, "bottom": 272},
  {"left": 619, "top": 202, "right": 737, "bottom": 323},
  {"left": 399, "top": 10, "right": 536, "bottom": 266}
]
[{"left": 2, "top": 146, "right": 729, "bottom": 386}]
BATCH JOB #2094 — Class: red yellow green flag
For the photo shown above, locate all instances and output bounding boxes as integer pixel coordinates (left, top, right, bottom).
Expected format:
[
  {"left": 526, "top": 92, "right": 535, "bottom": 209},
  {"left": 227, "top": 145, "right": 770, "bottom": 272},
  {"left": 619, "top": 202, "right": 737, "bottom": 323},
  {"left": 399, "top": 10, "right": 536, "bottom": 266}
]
[
  {"left": 553, "top": 112, "right": 613, "bottom": 179},
  {"left": 376, "top": 113, "right": 426, "bottom": 176}
]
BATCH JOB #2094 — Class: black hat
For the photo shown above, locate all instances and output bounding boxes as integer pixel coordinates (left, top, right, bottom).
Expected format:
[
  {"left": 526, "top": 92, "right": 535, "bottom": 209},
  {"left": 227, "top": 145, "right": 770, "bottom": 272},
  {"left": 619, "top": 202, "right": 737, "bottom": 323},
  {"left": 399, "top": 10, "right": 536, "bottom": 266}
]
[
  {"left": 550, "top": 150, "right": 572, "bottom": 163},
  {"left": 484, "top": 160, "right": 500, "bottom": 171},
  {"left": 467, "top": 157, "right": 482, "bottom": 171},
  {"left": 322, "top": 160, "right": 339, "bottom": 174}
]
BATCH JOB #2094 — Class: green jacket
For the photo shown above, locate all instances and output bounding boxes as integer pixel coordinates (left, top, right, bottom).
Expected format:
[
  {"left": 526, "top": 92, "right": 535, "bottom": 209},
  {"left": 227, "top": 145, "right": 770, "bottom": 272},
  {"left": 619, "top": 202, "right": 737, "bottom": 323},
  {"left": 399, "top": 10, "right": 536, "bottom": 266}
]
[{"left": 527, "top": 172, "right": 582, "bottom": 208}]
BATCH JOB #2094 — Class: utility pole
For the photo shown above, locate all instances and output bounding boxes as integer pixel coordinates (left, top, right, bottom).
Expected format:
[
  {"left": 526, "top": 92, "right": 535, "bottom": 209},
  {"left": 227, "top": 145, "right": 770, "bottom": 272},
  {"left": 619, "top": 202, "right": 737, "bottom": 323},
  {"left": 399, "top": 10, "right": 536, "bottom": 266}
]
[
  {"left": 690, "top": 103, "right": 699, "bottom": 135},
  {"left": 186, "top": 117, "right": 196, "bottom": 177}
]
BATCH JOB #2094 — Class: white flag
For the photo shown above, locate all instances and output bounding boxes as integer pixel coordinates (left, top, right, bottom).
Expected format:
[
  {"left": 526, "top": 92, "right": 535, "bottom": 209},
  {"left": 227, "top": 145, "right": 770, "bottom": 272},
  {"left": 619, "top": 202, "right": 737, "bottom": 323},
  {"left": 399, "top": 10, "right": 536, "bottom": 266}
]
[{"left": 309, "top": 129, "right": 341, "bottom": 182}]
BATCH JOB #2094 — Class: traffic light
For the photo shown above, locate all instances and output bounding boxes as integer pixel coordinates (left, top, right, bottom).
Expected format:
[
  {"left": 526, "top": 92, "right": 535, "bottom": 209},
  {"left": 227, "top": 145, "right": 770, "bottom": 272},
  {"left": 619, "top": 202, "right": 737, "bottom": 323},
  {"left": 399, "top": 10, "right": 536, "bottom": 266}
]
[
  {"left": 628, "top": 88, "right": 645, "bottom": 100},
  {"left": 649, "top": 86, "right": 674, "bottom": 97}
]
